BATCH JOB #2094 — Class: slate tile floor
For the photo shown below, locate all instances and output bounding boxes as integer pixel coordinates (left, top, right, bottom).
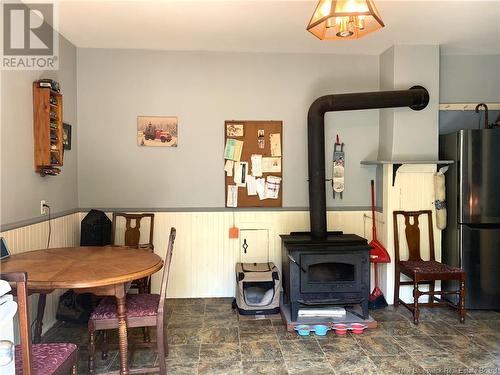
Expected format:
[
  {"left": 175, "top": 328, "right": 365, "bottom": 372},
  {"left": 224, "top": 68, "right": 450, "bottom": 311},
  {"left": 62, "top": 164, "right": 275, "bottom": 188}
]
[{"left": 42, "top": 298, "right": 500, "bottom": 374}]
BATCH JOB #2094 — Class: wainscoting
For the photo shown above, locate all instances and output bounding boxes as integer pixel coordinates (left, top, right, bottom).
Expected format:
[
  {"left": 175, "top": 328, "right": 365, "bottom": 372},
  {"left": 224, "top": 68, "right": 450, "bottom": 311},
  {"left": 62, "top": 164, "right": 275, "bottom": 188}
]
[
  {"left": 107, "top": 207, "right": 433, "bottom": 304},
  {"left": 92, "top": 210, "right": 375, "bottom": 298},
  {"left": 0, "top": 213, "right": 81, "bottom": 336}
]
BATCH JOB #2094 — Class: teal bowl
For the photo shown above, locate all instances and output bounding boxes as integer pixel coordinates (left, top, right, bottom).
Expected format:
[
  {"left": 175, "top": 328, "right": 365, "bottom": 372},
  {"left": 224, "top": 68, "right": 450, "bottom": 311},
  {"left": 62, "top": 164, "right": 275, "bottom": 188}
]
[
  {"left": 313, "top": 324, "right": 330, "bottom": 336},
  {"left": 295, "top": 325, "right": 311, "bottom": 336}
]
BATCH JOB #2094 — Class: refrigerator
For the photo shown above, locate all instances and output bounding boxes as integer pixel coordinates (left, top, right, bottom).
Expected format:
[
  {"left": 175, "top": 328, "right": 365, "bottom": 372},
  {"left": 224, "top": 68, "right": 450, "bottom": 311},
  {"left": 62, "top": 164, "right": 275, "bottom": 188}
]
[{"left": 440, "top": 128, "right": 500, "bottom": 309}]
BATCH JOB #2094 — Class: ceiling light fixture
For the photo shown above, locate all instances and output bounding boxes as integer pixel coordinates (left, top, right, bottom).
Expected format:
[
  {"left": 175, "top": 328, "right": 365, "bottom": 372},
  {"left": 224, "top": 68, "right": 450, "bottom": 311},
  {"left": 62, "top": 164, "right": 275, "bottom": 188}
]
[{"left": 307, "top": 0, "right": 384, "bottom": 40}]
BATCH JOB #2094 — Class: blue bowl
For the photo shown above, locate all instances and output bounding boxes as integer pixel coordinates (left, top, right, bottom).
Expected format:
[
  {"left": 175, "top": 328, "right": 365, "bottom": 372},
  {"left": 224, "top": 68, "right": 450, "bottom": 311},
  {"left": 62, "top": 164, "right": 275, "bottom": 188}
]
[
  {"left": 313, "top": 324, "right": 330, "bottom": 336},
  {"left": 295, "top": 324, "right": 311, "bottom": 336}
]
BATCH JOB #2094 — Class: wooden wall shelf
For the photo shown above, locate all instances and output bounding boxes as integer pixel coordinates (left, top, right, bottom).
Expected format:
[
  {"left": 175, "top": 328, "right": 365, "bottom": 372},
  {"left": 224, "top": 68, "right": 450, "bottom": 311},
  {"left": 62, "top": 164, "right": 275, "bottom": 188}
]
[{"left": 33, "top": 83, "right": 63, "bottom": 176}]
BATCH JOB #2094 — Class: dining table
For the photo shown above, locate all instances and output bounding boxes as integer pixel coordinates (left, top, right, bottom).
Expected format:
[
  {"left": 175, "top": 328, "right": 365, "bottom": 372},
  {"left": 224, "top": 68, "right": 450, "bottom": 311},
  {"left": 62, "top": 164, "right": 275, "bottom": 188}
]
[{"left": 1, "top": 246, "right": 163, "bottom": 375}]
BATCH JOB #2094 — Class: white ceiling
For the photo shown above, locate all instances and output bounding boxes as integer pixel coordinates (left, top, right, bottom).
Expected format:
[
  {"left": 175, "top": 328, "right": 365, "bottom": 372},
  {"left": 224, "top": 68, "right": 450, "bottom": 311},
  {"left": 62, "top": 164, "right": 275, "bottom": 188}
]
[{"left": 55, "top": 0, "right": 500, "bottom": 55}]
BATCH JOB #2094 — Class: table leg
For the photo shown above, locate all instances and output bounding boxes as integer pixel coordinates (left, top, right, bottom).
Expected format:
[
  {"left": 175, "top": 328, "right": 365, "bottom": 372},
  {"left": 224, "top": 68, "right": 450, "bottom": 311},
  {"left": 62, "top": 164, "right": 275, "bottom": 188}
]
[
  {"left": 115, "top": 285, "right": 129, "bottom": 375},
  {"left": 34, "top": 293, "right": 47, "bottom": 343}
]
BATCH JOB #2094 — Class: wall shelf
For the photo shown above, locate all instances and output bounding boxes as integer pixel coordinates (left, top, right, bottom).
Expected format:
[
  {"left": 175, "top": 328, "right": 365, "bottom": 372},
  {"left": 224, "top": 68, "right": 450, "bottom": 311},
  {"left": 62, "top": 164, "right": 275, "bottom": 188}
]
[
  {"left": 33, "top": 83, "right": 64, "bottom": 176},
  {"left": 360, "top": 160, "right": 454, "bottom": 186}
]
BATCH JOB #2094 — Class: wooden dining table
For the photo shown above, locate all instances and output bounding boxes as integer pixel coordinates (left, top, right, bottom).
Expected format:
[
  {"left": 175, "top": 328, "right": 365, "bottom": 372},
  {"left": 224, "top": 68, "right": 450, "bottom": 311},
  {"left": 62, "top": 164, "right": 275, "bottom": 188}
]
[{"left": 1, "top": 246, "right": 163, "bottom": 375}]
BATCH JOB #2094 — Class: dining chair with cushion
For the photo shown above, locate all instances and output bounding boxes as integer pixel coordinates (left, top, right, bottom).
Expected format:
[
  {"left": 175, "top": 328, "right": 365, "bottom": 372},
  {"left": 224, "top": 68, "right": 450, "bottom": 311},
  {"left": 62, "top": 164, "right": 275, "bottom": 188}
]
[
  {"left": 108, "top": 212, "right": 156, "bottom": 345},
  {"left": 88, "top": 227, "right": 176, "bottom": 375},
  {"left": 393, "top": 210, "right": 466, "bottom": 325},
  {"left": 111, "top": 212, "right": 155, "bottom": 294},
  {"left": 1, "top": 272, "right": 79, "bottom": 375}
]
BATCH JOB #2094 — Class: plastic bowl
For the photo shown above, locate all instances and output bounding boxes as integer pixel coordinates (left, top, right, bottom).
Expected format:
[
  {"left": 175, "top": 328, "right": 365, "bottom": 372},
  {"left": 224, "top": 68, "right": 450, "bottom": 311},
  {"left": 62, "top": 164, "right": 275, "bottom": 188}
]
[
  {"left": 313, "top": 324, "right": 329, "bottom": 336},
  {"left": 295, "top": 324, "right": 311, "bottom": 336},
  {"left": 350, "top": 323, "right": 367, "bottom": 334},
  {"left": 333, "top": 323, "right": 348, "bottom": 335}
]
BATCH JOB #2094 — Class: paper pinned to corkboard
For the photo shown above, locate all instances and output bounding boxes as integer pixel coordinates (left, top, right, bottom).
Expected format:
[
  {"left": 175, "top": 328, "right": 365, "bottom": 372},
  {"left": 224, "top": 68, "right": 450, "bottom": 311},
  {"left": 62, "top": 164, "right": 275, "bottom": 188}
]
[{"left": 270, "top": 133, "right": 281, "bottom": 156}]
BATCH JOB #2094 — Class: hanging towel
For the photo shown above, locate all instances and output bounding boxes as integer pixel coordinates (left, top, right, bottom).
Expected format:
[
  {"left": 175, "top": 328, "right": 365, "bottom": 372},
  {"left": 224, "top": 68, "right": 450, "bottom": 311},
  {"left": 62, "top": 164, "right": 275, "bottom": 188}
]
[{"left": 434, "top": 167, "right": 448, "bottom": 230}]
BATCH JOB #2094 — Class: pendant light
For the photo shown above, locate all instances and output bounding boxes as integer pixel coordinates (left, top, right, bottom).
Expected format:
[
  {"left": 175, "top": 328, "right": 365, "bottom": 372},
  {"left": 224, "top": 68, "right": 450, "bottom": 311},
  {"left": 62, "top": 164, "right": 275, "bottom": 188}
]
[{"left": 307, "top": 0, "right": 385, "bottom": 40}]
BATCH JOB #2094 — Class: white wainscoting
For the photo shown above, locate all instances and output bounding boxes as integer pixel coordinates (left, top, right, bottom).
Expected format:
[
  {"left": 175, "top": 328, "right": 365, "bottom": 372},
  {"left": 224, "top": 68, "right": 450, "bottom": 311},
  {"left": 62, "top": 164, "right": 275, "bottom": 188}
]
[
  {"left": 0, "top": 213, "right": 81, "bottom": 336},
  {"left": 100, "top": 210, "right": 375, "bottom": 298}
]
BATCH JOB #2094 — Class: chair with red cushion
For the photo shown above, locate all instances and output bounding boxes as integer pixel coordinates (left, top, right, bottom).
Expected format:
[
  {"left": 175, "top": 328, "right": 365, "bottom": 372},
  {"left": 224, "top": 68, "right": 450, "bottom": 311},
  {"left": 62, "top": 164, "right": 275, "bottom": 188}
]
[
  {"left": 1, "top": 272, "right": 78, "bottom": 375},
  {"left": 393, "top": 210, "right": 466, "bottom": 325},
  {"left": 88, "top": 227, "right": 176, "bottom": 375}
]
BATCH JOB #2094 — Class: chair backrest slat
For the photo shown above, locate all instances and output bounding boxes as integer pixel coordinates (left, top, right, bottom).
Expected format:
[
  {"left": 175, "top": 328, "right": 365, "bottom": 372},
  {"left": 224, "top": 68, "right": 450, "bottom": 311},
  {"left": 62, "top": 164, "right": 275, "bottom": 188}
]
[
  {"left": 1, "top": 272, "right": 32, "bottom": 375},
  {"left": 111, "top": 212, "right": 155, "bottom": 249},
  {"left": 393, "top": 210, "right": 435, "bottom": 262}
]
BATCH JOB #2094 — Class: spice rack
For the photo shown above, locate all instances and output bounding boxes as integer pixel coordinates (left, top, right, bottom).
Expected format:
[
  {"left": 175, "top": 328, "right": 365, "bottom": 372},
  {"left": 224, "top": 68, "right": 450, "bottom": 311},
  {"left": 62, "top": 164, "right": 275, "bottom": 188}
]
[{"left": 33, "top": 82, "right": 63, "bottom": 176}]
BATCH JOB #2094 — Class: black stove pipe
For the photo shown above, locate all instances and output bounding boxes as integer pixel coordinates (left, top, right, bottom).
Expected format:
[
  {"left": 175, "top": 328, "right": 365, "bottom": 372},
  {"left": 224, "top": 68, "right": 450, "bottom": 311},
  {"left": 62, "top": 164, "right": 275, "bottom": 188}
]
[{"left": 308, "top": 86, "right": 430, "bottom": 239}]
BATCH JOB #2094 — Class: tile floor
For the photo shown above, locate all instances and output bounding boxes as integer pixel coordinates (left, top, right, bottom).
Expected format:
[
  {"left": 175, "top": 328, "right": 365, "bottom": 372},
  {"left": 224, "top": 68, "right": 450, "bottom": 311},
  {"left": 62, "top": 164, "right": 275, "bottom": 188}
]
[{"left": 42, "top": 298, "right": 500, "bottom": 374}]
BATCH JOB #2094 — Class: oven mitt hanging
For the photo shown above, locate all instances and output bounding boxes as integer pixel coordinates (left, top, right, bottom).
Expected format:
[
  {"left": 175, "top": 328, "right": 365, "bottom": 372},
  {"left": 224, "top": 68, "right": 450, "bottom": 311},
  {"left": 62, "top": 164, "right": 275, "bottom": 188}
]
[{"left": 333, "top": 140, "right": 345, "bottom": 199}]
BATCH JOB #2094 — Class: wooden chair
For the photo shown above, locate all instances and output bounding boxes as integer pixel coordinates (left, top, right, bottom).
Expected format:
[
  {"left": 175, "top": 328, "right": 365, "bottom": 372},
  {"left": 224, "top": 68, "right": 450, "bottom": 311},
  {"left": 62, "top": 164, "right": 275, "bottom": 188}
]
[
  {"left": 1, "top": 272, "right": 79, "bottom": 375},
  {"left": 111, "top": 212, "right": 155, "bottom": 294},
  {"left": 88, "top": 227, "right": 176, "bottom": 375},
  {"left": 393, "top": 210, "right": 466, "bottom": 324}
]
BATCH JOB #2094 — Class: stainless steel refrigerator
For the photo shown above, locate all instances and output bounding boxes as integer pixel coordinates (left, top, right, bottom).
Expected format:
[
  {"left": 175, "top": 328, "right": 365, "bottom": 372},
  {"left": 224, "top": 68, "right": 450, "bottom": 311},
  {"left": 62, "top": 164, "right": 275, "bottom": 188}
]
[{"left": 440, "top": 128, "right": 500, "bottom": 309}]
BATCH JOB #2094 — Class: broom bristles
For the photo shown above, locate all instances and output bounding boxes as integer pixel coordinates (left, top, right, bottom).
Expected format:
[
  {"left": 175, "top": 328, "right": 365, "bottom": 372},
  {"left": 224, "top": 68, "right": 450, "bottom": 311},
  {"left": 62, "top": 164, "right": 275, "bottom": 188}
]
[{"left": 368, "top": 295, "right": 388, "bottom": 309}]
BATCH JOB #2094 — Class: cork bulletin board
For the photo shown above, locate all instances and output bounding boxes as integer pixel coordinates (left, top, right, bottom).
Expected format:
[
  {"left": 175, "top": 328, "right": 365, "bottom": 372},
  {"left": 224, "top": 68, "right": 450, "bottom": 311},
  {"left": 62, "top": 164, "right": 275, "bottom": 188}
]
[{"left": 224, "top": 120, "right": 283, "bottom": 208}]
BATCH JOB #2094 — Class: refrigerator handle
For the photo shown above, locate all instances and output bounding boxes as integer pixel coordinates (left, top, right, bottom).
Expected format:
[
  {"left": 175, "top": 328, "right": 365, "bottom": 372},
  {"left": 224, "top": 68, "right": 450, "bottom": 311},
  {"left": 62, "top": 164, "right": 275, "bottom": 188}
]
[
  {"left": 458, "top": 226, "right": 463, "bottom": 268},
  {"left": 458, "top": 131, "right": 464, "bottom": 223}
]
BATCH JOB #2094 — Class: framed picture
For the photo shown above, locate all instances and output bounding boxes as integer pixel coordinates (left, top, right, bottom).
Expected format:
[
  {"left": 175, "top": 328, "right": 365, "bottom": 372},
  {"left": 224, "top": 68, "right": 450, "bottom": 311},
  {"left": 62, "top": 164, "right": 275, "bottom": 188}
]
[
  {"left": 63, "top": 123, "right": 72, "bottom": 150},
  {"left": 137, "top": 116, "right": 178, "bottom": 147}
]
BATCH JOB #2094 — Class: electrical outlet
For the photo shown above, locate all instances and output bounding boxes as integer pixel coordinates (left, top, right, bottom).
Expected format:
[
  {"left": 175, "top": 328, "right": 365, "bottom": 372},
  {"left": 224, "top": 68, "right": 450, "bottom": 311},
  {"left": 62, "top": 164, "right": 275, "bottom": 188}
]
[{"left": 40, "top": 200, "right": 48, "bottom": 215}]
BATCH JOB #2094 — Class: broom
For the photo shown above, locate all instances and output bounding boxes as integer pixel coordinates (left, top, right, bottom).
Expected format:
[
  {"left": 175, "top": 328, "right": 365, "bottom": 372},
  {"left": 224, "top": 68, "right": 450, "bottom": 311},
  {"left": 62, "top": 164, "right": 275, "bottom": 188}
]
[{"left": 368, "top": 180, "right": 389, "bottom": 309}]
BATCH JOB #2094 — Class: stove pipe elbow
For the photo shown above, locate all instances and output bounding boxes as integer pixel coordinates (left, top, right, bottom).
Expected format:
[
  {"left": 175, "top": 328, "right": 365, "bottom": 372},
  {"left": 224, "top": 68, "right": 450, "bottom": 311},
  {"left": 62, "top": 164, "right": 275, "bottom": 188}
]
[{"left": 307, "top": 86, "right": 429, "bottom": 239}]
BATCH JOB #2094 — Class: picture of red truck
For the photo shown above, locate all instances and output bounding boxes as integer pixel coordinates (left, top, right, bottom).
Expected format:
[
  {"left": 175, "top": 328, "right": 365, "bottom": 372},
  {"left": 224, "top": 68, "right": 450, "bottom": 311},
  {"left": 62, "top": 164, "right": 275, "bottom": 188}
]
[
  {"left": 138, "top": 117, "right": 178, "bottom": 147},
  {"left": 143, "top": 123, "right": 172, "bottom": 143}
]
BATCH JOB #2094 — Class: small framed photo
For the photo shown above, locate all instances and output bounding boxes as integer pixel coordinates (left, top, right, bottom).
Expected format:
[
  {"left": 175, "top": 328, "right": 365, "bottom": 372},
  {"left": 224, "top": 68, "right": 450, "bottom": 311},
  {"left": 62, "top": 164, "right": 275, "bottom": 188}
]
[
  {"left": 63, "top": 123, "right": 72, "bottom": 150},
  {"left": 138, "top": 116, "right": 178, "bottom": 147},
  {"left": 226, "top": 123, "right": 244, "bottom": 137}
]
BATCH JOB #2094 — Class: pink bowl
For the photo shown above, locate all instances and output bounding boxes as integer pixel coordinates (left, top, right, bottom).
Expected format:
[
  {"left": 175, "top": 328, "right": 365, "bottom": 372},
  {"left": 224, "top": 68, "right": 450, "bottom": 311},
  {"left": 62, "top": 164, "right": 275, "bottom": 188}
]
[
  {"left": 333, "top": 323, "right": 348, "bottom": 335},
  {"left": 350, "top": 323, "right": 366, "bottom": 334}
]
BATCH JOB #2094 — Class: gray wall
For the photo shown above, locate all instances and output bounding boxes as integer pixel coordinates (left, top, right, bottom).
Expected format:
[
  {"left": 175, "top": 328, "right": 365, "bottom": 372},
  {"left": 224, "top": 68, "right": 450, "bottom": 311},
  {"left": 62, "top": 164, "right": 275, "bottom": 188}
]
[
  {"left": 439, "top": 110, "right": 500, "bottom": 135},
  {"left": 1, "top": 35, "right": 78, "bottom": 226},
  {"left": 378, "top": 46, "right": 395, "bottom": 161},
  {"left": 378, "top": 45, "right": 440, "bottom": 160},
  {"left": 440, "top": 55, "right": 500, "bottom": 103},
  {"left": 77, "top": 49, "right": 380, "bottom": 210},
  {"left": 391, "top": 45, "right": 439, "bottom": 160},
  {"left": 439, "top": 55, "right": 500, "bottom": 136},
  {"left": 5, "top": 47, "right": 492, "bottom": 224}
]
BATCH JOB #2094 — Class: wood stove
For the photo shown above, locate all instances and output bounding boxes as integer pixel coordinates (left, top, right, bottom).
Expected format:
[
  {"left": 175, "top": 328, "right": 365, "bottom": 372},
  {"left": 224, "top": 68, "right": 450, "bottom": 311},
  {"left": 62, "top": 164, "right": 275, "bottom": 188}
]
[
  {"left": 281, "top": 86, "right": 429, "bottom": 322},
  {"left": 281, "top": 232, "right": 371, "bottom": 321}
]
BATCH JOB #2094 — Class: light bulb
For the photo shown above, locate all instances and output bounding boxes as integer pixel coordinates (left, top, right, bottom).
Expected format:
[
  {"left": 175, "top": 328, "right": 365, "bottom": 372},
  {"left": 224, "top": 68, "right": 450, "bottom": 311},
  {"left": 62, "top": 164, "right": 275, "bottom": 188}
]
[
  {"left": 355, "top": 15, "right": 365, "bottom": 30},
  {"left": 336, "top": 16, "right": 354, "bottom": 37},
  {"left": 326, "top": 17, "right": 337, "bottom": 28}
]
